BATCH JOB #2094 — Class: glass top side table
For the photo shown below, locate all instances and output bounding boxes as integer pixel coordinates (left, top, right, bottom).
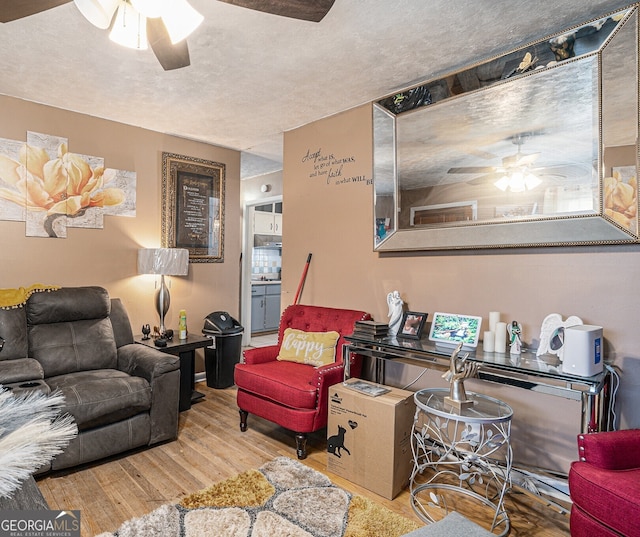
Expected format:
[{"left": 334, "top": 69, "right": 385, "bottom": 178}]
[
  {"left": 411, "top": 388, "right": 513, "bottom": 536},
  {"left": 414, "top": 388, "right": 513, "bottom": 423}
]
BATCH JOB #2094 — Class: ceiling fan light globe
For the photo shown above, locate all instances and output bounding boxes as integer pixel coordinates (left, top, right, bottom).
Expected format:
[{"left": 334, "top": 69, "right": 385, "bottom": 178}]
[
  {"left": 161, "top": 0, "right": 204, "bottom": 44},
  {"left": 524, "top": 173, "right": 542, "bottom": 190},
  {"left": 109, "top": 2, "right": 148, "bottom": 50},
  {"left": 494, "top": 176, "right": 509, "bottom": 192},
  {"left": 130, "top": 0, "right": 168, "bottom": 19},
  {"left": 509, "top": 171, "right": 526, "bottom": 192},
  {"left": 74, "top": 0, "right": 119, "bottom": 29}
]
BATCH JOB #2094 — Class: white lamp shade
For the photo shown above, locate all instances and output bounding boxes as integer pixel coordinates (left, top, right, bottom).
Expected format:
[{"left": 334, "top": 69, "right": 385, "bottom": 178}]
[
  {"left": 109, "top": 2, "right": 148, "bottom": 50},
  {"left": 138, "top": 248, "right": 189, "bottom": 276},
  {"left": 160, "top": 0, "right": 203, "bottom": 44},
  {"left": 74, "top": 0, "right": 119, "bottom": 29}
]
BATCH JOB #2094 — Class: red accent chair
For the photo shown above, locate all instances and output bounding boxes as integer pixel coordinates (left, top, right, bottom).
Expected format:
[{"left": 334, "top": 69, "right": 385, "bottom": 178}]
[
  {"left": 568, "top": 429, "right": 640, "bottom": 537},
  {"left": 234, "top": 304, "right": 371, "bottom": 459}
]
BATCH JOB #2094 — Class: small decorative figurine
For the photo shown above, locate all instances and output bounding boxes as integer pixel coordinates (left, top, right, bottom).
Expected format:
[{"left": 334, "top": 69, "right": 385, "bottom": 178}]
[
  {"left": 442, "top": 341, "right": 479, "bottom": 410},
  {"left": 387, "top": 291, "right": 404, "bottom": 337},
  {"left": 537, "top": 313, "right": 583, "bottom": 361},
  {"left": 508, "top": 320, "right": 523, "bottom": 355},
  {"left": 549, "top": 32, "right": 576, "bottom": 62},
  {"left": 141, "top": 324, "right": 151, "bottom": 340}
]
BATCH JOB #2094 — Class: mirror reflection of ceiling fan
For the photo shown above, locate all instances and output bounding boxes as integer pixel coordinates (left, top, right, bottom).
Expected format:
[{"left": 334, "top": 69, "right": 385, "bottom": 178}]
[
  {"left": 448, "top": 133, "right": 570, "bottom": 192},
  {"left": 0, "top": 0, "right": 336, "bottom": 71}
]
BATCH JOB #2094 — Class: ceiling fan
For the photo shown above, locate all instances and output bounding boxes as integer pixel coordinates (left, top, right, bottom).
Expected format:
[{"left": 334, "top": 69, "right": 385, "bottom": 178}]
[
  {"left": 447, "top": 133, "right": 569, "bottom": 192},
  {"left": 0, "top": 0, "right": 336, "bottom": 71},
  {"left": 448, "top": 134, "right": 541, "bottom": 177}
]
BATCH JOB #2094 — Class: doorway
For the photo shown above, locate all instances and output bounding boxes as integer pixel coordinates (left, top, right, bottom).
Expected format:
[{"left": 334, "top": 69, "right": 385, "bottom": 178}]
[{"left": 240, "top": 196, "right": 283, "bottom": 347}]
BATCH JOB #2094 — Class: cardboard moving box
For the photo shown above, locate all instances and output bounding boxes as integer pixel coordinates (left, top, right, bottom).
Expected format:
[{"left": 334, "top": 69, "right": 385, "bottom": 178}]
[{"left": 327, "top": 379, "right": 416, "bottom": 499}]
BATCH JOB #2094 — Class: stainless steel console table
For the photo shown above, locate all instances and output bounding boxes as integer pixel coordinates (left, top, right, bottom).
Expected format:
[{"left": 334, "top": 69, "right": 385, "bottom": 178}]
[{"left": 343, "top": 334, "right": 612, "bottom": 434}]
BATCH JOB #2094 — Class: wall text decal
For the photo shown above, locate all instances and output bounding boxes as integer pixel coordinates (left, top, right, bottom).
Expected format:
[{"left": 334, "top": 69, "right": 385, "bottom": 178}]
[{"left": 301, "top": 147, "right": 371, "bottom": 186}]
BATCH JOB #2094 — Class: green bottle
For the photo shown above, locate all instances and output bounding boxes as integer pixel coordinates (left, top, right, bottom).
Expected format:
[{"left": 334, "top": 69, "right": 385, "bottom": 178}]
[{"left": 179, "top": 310, "right": 187, "bottom": 340}]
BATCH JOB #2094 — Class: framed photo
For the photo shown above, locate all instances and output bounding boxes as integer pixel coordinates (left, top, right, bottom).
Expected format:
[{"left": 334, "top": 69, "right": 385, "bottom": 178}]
[
  {"left": 399, "top": 311, "right": 428, "bottom": 339},
  {"left": 428, "top": 311, "right": 482, "bottom": 350},
  {"left": 161, "top": 152, "right": 225, "bottom": 263}
]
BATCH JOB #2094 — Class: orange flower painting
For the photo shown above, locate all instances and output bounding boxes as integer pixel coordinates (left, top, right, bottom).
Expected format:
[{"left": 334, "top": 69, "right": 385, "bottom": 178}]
[
  {"left": 0, "top": 132, "right": 135, "bottom": 237},
  {"left": 604, "top": 167, "right": 638, "bottom": 234}
]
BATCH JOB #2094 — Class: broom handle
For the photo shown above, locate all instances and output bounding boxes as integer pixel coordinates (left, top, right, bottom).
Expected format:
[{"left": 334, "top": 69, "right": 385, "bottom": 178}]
[{"left": 293, "top": 253, "right": 312, "bottom": 305}]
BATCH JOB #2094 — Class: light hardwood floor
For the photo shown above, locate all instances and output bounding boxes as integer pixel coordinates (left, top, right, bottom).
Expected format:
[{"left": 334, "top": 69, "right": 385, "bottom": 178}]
[{"left": 37, "top": 384, "right": 571, "bottom": 536}]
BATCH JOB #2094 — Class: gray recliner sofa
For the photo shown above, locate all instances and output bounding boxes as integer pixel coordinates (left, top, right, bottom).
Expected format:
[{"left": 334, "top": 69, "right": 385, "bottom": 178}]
[{"left": 0, "top": 286, "right": 180, "bottom": 472}]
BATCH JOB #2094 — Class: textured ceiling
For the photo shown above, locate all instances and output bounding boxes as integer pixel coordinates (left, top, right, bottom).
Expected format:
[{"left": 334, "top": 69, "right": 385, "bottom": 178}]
[{"left": 0, "top": 0, "right": 632, "bottom": 178}]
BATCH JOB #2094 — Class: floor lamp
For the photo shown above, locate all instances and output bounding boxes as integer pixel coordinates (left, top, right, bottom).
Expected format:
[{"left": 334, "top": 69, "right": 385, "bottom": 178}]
[{"left": 137, "top": 248, "right": 189, "bottom": 336}]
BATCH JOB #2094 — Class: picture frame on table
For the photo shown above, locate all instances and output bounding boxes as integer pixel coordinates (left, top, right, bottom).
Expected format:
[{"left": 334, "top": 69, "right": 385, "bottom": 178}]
[{"left": 399, "top": 311, "right": 428, "bottom": 339}]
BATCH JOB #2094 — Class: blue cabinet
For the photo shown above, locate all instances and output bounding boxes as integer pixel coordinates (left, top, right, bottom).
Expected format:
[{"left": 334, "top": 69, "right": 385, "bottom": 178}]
[{"left": 251, "top": 284, "right": 281, "bottom": 333}]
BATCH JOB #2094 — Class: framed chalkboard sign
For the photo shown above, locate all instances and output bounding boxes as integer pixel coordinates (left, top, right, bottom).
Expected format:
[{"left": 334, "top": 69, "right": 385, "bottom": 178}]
[{"left": 161, "top": 152, "right": 225, "bottom": 263}]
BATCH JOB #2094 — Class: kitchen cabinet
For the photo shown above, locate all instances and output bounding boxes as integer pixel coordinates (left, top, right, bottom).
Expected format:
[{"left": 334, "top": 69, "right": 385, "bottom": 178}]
[
  {"left": 251, "top": 284, "right": 281, "bottom": 333},
  {"left": 253, "top": 203, "right": 282, "bottom": 235},
  {"left": 254, "top": 211, "right": 282, "bottom": 235}
]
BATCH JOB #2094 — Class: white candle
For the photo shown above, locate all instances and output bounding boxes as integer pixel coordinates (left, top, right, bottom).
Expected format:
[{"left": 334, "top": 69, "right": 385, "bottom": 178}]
[
  {"left": 483, "top": 331, "right": 495, "bottom": 352},
  {"left": 489, "top": 311, "right": 501, "bottom": 333},
  {"left": 495, "top": 322, "right": 507, "bottom": 353}
]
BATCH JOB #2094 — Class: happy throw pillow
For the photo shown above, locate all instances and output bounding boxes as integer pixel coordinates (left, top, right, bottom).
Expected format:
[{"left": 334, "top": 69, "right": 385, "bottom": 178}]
[{"left": 276, "top": 328, "right": 340, "bottom": 367}]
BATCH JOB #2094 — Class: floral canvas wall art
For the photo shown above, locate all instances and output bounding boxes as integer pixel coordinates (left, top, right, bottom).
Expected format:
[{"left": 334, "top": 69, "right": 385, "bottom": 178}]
[
  {"left": 0, "top": 131, "right": 136, "bottom": 238},
  {"left": 0, "top": 138, "right": 26, "bottom": 222}
]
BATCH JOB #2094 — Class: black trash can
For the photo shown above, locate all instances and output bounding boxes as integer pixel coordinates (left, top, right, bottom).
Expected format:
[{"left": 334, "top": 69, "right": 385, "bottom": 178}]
[{"left": 202, "top": 311, "right": 244, "bottom": 389}]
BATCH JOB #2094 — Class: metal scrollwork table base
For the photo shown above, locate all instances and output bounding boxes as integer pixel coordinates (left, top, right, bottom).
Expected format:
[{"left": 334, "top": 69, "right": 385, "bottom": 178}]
[{"left": 410, "top": 388, "right": 513, "bottom": 536}]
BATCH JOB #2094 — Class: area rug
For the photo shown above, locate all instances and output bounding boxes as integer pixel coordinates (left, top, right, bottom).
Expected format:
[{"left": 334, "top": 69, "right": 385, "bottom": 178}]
[{"left": 95, "top": 457, "right": 422, "bottom": 537}]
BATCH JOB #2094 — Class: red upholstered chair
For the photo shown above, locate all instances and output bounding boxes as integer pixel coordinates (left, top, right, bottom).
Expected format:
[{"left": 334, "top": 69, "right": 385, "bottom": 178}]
[
  {"left": 234, "top": 304, "right": 371, "bottom": 459},
  {"left": 568, "top": 429, "right": 640, "bottom": 537}
]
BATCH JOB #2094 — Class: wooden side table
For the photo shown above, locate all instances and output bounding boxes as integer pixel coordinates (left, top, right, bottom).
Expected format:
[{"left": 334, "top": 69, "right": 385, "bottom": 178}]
[{"left": 135, "top": 334, "right": 212, "bottom": 411}]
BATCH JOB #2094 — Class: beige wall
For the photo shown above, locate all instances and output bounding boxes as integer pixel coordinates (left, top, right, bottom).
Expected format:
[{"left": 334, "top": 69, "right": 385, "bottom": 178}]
[
  {"left": 0, "top": 95, "right": 241, "bottom": 371},
  {"left": 240, "top": 170, "right": 283, "bottom": 205},
  {"left": 283, "top": 103, "right": 640, "bottom": 472}
]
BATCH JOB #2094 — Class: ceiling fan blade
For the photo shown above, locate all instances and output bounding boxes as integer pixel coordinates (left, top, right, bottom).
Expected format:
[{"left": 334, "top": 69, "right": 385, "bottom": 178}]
[
  {"left": 147, "top": 18, "right": 190, "bottom": 71},
  {"left": 460, "top": 147, "right": 497, "bottom": 160},
  {"left": 502, "top": 152, "right": 539, "bottom": 168},
  {"left": 218, "top": 0, "right": 335, "bottom": 22},
  {"left": 533, "top": 163, "right": 592, "bottom": 181},
  {"left": 0, "top": 0, "right": 70, "bottom": 22},
  {"left": 515, "top": 153, "right": 540, "bottom": 167},
  {"left": 466, "top": 173, "right": 500, "bottom": 185},
  {"left": 448, "top": 167, "right": 497, "bottom": 174}
]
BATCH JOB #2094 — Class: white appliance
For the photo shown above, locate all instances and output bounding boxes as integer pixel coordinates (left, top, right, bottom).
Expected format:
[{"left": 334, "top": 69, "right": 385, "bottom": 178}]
[{"left": 562, "top": 325, "right": 603, "bottom": 377}]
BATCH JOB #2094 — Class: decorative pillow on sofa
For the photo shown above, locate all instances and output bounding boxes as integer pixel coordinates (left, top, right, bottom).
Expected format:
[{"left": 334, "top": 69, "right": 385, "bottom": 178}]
[{"left": 276, "top": 328, "right": 340, "bottom": 367}]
